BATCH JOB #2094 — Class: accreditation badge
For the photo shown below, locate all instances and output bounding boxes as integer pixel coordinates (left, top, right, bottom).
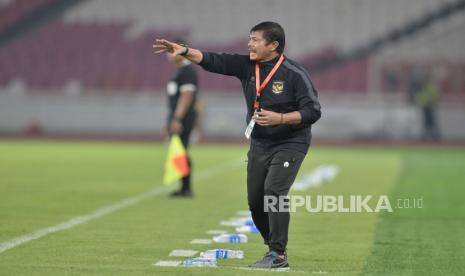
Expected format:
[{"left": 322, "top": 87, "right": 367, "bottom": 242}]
[{"left": 244, "top": 119, "right": 256, "bottom": 140}]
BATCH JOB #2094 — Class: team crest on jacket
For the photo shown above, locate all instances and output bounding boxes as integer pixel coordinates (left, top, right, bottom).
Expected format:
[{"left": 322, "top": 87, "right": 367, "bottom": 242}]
[{"left": 272, "top": 81, "right": 284, "bottom": 94}]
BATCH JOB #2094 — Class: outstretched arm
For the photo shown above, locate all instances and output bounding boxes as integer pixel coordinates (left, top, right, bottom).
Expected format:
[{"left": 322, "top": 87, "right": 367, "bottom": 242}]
[
  {"left": 153, "top": 38, "right": 249, "bottom": 79},
  {"left": 153, "top": 39, "right": 203, "bottom": 64}
]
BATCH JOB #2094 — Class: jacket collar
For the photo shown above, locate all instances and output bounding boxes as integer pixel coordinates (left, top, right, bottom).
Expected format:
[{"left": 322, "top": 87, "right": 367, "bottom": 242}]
[{"left": 257, "top": 54, "right": 283, "bottom": 66}]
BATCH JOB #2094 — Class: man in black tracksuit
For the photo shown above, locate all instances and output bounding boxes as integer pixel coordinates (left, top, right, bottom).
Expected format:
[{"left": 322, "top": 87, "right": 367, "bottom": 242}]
[{"left": 154, "top": 22, "right": 321, "bottom": 268}]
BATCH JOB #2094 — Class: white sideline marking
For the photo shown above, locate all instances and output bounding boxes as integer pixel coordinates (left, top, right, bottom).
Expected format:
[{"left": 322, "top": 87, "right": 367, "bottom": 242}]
[
  {"left": 190, "top": 239, "right": 212, "bottom": 244},
  {"left": 154, "top": 260, "right": 181, "bottom": 267},
  {"left": 291, "top": 164, "right": 339, "bottom": 191},
  {"left": 0, "top": 158, "right": 244, "bottom": 254},
  {"left": 169, "top": 249, "right": 198, "bottom": 257}
]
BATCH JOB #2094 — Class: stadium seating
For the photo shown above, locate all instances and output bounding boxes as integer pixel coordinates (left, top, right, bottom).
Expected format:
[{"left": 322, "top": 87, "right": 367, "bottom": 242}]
[
  {"left": 0, "top": 0, "right": 56, "bottom": 33},
  {"left": 0, "top": 0, "right": 463, "bottom": 94}
]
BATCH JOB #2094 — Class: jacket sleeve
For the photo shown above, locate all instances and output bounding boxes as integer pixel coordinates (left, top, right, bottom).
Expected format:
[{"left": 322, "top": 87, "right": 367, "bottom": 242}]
[
  {"left": 198, "top": 52, "right": 250, "bottom": 80},
  {"left": 294, "top": 73, "right": 322, "bottom": 125}
]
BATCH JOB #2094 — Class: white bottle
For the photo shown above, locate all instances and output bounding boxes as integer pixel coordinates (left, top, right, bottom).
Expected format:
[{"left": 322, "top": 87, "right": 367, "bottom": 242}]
[
  {"left": 236, "top": 225, "right": 259, "bottom": 234},
  {"left": 181, "top": 257, "right": 217, "bottom": 267},
  {"left": 212, "top": 233, "right": 248, "bottom": 243},
  {"left": 201, "top": 249, "right": 244, "bottom": 259}
]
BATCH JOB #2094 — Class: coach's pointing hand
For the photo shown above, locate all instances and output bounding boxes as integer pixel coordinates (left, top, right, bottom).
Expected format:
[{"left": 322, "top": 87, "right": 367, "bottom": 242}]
[
  {"left": 153, "top": 38, "right": 204, "bottom": 64},
  {"left": 153, "top": 39, "right": 186, "bottom": 55}
]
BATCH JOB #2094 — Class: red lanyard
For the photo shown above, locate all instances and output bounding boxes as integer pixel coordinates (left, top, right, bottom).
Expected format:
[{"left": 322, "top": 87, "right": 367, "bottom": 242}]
[{"left": 254, "top": 54, "right": 285, "bottom": 110}]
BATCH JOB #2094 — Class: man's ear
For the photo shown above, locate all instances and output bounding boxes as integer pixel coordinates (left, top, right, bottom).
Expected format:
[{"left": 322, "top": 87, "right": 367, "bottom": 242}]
[{"left": 270, "top": 41, "right": 279, "bottom": 52}]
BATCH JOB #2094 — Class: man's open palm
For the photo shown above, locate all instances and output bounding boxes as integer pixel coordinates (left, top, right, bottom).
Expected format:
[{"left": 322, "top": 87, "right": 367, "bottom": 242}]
[{"left": 153, "top": 39, "right": 184, "bottom": 55}]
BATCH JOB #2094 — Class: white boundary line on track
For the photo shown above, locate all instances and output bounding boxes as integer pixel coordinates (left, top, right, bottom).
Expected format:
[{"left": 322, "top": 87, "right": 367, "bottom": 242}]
[{"left": 0, "top": 158, "right": 245, "bottom": 254}]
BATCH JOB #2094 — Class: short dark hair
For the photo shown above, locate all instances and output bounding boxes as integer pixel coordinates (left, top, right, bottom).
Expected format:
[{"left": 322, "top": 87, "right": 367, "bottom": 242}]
[{"left": 250, "top": 21, "right": 285, "bottom": 54}]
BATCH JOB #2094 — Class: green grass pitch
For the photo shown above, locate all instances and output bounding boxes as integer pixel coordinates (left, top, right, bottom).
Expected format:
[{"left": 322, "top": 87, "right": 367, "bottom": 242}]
[{"left": 0, "top": 140, "right": 464, "bottom": 275}]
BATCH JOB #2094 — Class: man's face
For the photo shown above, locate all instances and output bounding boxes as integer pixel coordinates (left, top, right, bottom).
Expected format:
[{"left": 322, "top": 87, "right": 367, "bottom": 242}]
[{"left": 248, "top": 31, "right": 277, "bottom": 61}]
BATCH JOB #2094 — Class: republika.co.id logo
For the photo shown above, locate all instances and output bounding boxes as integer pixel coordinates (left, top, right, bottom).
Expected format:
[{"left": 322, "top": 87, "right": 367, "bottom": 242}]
[{"left": 264, "top": 195, "right": 423, "bottom": 213}]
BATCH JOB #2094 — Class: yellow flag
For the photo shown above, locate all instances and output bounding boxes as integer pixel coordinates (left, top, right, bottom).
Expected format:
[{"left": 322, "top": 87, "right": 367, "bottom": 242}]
[{"left": 163, "top": 135, "right": 190, "bottom": 185}]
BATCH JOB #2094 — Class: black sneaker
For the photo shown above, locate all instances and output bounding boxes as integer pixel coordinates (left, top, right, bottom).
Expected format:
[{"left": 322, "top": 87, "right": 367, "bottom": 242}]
[
  {"left": 248, "top": 251, "right": 289, "bottom": 269},
  {"left": 170, "top": 190, "right": 193, "bottom": 198}
]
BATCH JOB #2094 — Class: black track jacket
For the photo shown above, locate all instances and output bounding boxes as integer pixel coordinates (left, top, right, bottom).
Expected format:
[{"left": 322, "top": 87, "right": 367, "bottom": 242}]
[{"left": 199, "top": 52, "right": 321, "bottom": 154}]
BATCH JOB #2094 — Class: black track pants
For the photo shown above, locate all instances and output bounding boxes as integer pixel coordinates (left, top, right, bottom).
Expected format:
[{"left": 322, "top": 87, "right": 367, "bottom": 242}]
[{"left": 247, "top": 148, "right": 306, "bottom": 254}]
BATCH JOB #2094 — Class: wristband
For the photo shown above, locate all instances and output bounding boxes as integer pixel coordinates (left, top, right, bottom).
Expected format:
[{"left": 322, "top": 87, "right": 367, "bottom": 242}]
[{"left": 180, "top": 45, "right": 189, "bottom": 56}]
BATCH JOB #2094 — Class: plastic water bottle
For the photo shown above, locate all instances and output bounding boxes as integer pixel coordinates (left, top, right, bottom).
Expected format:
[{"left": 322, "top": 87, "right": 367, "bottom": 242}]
[
  {"left": 212, "top": 233, "right": 248, "bottom": 243},
  {"left": 236, "top": 225, "right": 259, "bottom": 234},
  {"left": 201, "top": 249, "right": 244, "bottom": 259},
  {"left": 244, "top": 219, "right": 255, "bottom": 226},
  {"left": 181, "top": 257, "right": 217, "bottom": 267}
]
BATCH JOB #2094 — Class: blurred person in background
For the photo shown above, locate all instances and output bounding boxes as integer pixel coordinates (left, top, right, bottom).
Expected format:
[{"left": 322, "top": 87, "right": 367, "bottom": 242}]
[
  {"left": 409, "top": 65, "right": 441, "bottom": 142},
  {"left": 163, "top": 39, "right": 198, "bottom": 197},
  {"left": 154, "top": 22, "right": 321, "bottom": 269}
]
